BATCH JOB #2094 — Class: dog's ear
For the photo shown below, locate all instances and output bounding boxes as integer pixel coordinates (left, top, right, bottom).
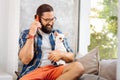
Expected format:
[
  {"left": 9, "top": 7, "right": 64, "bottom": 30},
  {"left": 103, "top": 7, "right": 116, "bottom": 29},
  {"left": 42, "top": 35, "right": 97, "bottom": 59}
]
[
  {"left": 54, "top": 31, "right": 59, "bottom": 36},
  {"left": 63, "top": 32, "right": 68, "bottom": 36}
]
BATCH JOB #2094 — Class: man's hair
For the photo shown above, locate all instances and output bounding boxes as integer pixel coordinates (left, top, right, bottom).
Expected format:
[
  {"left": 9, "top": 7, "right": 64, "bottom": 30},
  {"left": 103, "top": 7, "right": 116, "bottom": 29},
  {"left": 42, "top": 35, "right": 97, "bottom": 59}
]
[{"left": 36, "top": 4, "right": 53, "bottom": 17}]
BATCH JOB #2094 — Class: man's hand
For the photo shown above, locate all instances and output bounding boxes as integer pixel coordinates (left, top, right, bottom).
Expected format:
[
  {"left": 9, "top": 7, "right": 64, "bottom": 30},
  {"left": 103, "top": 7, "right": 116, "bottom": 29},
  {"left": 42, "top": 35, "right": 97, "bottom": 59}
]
[
  {"left": 29, "top": 21, "right": 41, "bottom": 36},
  {"left": 48, "top": 50, "right": 63, "bottom": 62}
]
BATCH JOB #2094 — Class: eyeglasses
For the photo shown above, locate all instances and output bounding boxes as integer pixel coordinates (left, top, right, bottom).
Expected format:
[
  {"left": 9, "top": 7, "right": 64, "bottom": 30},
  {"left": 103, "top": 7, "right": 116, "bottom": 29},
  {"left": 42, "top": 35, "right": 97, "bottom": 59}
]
[{"left": 41, "top": 17, "right": 57, "bottom": 23}]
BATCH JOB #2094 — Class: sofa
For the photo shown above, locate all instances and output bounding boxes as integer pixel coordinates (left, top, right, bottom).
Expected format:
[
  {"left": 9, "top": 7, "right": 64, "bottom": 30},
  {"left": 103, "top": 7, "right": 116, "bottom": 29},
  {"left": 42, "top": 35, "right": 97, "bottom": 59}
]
[
  {"left": 76, "top": 47, "right": 117, "bottom": 80},
  {"left": 17, "top": 47, "right": 116, "bottom": 80}
]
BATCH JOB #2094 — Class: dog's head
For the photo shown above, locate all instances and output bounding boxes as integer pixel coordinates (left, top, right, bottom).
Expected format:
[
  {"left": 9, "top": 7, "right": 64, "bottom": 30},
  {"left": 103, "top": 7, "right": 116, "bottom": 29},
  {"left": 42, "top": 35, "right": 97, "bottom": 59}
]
[{"left": 54, "top": 31, "right": 65, "bottom": 42}]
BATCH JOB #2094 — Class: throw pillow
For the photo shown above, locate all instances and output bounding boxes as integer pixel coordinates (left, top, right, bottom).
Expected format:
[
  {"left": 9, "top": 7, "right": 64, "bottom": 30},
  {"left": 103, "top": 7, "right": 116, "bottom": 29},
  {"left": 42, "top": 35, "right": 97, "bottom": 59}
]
[
  {"left": 76, "top": 47, "right": 99, "bottom": 75},
  {"left": 98, "top": 59, "right": 117, "bottom": 80}
]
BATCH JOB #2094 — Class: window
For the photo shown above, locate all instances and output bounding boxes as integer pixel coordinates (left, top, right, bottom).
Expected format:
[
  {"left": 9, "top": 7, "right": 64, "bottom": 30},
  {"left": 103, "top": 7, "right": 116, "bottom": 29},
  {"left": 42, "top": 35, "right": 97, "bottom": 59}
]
[{"left": 89, "top": 0, "right": 118, "bottom": 59}]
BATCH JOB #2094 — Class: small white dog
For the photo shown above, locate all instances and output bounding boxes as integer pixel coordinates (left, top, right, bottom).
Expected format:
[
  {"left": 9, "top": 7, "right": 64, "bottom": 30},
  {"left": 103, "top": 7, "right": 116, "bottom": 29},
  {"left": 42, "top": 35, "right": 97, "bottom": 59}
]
[{"left": 52, "top": 31, "right": 67, "bottom": 66}]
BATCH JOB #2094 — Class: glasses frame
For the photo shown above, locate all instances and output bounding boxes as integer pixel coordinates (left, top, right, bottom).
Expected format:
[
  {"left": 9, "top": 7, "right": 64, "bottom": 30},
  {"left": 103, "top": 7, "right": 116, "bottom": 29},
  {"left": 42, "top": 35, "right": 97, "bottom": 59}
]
[{"left": 41, "top": 16, "right": 57, "bottom": 23}]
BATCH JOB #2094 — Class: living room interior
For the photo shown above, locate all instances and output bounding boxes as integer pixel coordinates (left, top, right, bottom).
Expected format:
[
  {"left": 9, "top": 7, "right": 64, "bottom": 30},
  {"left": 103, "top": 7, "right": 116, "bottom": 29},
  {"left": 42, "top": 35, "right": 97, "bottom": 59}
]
[{"left": 0, "top": 0, "right": 120, "bottom": 80}]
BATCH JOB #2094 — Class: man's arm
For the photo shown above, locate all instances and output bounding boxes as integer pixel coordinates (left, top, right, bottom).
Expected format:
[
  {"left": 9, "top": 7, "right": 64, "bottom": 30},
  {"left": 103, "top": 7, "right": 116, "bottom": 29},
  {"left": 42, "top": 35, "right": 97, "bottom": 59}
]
[
  {"left": 48, "top": 50, "right": 75, "bottom": 63},
  {"left": 19, "top": 38, "right": 34, "bottom": 65},
  {"left": 61, "top": 52, "right": 74, "bottom": 62},
  {"left": 19, "top": 21, "right": 41, "bottom": 65}
]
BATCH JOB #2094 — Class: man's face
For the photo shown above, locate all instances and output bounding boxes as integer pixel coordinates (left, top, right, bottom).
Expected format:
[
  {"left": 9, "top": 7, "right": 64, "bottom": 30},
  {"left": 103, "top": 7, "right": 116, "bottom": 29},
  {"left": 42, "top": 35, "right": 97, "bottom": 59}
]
[{"left": 40, "top": 11, "right": 56, "bottom": 34}]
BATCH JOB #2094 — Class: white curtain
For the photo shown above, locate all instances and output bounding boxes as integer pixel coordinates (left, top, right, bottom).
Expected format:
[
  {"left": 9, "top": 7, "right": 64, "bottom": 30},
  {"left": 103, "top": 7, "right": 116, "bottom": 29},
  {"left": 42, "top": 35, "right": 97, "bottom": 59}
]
[{"left": 117, "top": 0, "right": 120, "bottom": 80}]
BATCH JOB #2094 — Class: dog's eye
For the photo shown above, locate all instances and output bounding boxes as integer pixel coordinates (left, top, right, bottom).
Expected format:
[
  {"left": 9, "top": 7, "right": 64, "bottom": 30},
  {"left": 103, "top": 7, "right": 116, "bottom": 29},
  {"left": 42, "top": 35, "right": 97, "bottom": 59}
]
[{"left": 59, "top": 38, "right": 62, "bottom": 40}]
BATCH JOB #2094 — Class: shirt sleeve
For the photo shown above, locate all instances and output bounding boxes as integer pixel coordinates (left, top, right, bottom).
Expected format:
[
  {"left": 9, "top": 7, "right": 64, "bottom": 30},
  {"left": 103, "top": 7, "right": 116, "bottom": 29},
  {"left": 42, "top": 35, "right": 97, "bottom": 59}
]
[
  {"left": 63, "top": 37, "right": 73, "bottom": 52},
  {"left": 19, "top": 29, "right": 29, "bottom": 50}
]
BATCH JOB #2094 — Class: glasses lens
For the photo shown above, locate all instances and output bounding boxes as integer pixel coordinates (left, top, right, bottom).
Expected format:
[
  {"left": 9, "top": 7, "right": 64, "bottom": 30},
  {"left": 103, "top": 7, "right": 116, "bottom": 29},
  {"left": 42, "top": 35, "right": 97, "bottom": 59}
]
[{"left": 41, "top": 17, "right": 57, "bottom": 22}]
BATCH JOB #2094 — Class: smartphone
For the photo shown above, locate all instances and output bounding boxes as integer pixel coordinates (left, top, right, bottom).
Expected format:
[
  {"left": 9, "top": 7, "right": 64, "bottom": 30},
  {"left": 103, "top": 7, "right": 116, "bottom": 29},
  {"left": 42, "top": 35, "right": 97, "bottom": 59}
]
[{"left": 35, "top": 15, "right": 41, "bottom": 32}]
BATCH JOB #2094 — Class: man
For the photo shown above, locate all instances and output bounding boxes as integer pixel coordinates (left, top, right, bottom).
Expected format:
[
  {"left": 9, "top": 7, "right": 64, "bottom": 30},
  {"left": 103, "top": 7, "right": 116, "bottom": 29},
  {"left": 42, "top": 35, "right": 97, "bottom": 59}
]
[{"left": 18, "top": 4, "right": 84, "bottom": 80}]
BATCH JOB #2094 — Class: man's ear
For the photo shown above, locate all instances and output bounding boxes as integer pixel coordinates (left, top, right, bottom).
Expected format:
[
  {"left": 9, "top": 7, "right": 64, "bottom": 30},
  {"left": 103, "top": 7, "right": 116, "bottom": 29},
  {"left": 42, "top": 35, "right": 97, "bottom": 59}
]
[
  {"left": 35, "top": 14, "right": 40, "bottom": 21},
  {"left": 54, "top": 31, "right": 58, "bottom": 36}
]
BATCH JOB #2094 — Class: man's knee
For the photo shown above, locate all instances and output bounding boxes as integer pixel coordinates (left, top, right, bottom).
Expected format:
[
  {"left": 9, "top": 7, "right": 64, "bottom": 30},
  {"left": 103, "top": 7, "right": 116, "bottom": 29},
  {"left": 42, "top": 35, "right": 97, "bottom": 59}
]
[{"left": 72, "top": 62, "right": 85, "bottom": 75}]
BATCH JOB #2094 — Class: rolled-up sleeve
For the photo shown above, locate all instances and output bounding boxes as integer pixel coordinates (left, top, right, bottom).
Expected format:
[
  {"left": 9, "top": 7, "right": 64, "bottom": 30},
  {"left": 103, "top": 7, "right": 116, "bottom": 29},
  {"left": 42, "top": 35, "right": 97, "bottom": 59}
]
[{"left": 19, "top": 30, "right": 29, "bottom": 51}]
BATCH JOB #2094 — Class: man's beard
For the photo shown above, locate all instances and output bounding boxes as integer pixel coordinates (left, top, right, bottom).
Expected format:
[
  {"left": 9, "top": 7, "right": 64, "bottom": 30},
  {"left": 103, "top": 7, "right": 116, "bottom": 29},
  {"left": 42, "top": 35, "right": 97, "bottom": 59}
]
[{"left": 41, "top": 23, "right": 53, "bottom": 34}]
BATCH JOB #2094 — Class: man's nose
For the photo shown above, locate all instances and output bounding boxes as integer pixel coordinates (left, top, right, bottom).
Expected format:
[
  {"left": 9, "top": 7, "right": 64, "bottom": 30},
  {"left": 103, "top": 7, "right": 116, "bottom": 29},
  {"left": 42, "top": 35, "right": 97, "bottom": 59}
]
[{"left": 48, "top": 20, "right": 53, "bottom": 25}]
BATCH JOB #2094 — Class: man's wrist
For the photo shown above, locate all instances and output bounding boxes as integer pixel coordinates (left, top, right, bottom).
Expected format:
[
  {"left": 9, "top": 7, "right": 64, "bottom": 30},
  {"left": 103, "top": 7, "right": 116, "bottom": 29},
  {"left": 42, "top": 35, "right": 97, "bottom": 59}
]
[{"left": 27, "top": 34, "right": 35, "bottom": 39}]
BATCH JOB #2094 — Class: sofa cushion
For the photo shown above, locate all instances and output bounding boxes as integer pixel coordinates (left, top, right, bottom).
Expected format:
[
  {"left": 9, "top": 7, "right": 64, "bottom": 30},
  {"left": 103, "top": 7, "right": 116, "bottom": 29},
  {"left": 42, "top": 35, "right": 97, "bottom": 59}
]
[
  {"left": 79, "top": 74, "right": 107, "bottom": 80},
  {"left": 98, "top": 59, "right": 117, "bottom": 80},
  {"left": 76, "top": 47, "right": 99, "bottom": 75}
]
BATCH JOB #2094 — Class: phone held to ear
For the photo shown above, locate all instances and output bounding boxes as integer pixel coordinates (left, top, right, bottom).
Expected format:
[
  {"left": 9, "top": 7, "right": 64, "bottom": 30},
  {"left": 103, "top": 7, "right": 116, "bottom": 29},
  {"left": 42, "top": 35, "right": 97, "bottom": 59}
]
[{"left": 35, "top": 15, "right": 41, "bottom": 32}]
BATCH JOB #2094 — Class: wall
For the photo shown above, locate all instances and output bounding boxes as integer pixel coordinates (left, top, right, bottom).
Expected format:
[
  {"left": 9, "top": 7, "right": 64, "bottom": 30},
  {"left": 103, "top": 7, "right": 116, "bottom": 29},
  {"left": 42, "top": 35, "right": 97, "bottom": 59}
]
[
  {"left": 7, "top": 0, "right": 19, "bottom": 77},
  {"left": 0, "top": 0, "right": 9, "bottom": 72},
  {"left": 0, "top": 0, "right": 19, "bottom": 79},
  {"left": 20, "top": 0, "right": 79, "bottom": 53}
]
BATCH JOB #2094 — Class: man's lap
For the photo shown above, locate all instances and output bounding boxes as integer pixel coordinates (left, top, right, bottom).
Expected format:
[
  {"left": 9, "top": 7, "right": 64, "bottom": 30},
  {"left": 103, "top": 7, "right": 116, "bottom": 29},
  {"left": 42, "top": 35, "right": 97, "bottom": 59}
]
[{"left": 19, "top": 65, "right": 64, "bottom": 80}]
